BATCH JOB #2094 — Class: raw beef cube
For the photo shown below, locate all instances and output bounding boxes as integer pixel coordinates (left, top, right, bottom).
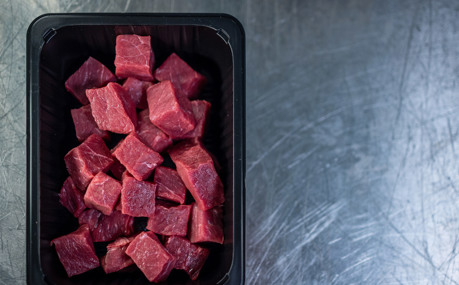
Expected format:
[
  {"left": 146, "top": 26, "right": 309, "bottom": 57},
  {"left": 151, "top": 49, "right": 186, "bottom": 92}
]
[
  {"left": 154, "top": 166, "right": 187, "bottom": 204},
  {"left": 84, "top": 172, "right": 122, "bottom": 215},
  {"left": 177, "top": 100, "right": 211, "bottom": 139},
  {"left": 65, "top": 56, "right": 116, "bottom": 105},
  {"left": 147, "top": 204, "right": 191, "bottom": 236},
  {"left": 50, "top": 224, "right": 99, "bottom": 277},
  {"left": 165, "top": 236, "right": 210, "bottom": 280},
  {"left": 115, "top": 35, "right": 154, "bottom": 81},
  {"left": 122, "top": 77, "right": 152, "bottom": 109},
  {"left": 86, "top": 82, "right": 137, "bottom": 134},
  {"left": 59, "top": 177, "right": 86, "bottom": 218},
  {"left": 154, "top": 53, "right": 206, "bottom": 99},
  {"left": 64, "top": 134, "right": 114, "bottom": 190},
  {"left": 136, "top": 109, "right": 172, "bottom": 153},
  {"left": 121, "top": 175, "right": 156, "bottom": 217},
  {"left": 189, "top": 203, "right": 224, "bottom": 244},
  {"left": 78, "top": 209, "right": 134, "bottom": 242},
  {"left": 71, "top": 105, "right": 109, "bottom": 142},
  {"left": 147, "top": 81, "right": 196, "bottom": 139},
  {"left": 101, "top": 236, "right": 135, "bottom": 274},
  {"left": 168, "top": 141, "right": 224, "bottom": 210},
  {"left": 113, "top": 133, "right": 163, "bottom": 181},
  {"left": 109, "top": 157, "right": 126, "bottom": 181},
  {"left": 125, "top": 231, "right": 175, "bottom": 282},
  {"left": 78, "top": 208, "right": 102, "bottom": 231}
]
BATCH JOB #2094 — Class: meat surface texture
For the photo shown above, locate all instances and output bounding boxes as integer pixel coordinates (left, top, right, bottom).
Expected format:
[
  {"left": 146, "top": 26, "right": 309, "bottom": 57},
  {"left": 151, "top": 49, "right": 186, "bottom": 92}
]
[
  {"left": 147, "top": 204, "right": 192, "bottom": 236},
  {"left": 109, "top": 157, "right": 126, "bottom": 181},
  {"left": 65, "top": 56, "right": 116, "bottom": 105},
  {"left": 59, "top": 177, "right": 86, "bottom": 218},
  {"left": 165, "top": 236, "right": 210, "bottom": 280},
  {"left": 115, "top": 35, "right": 155, "bottom": 81},
  {"left": 50, "top": 224, "right": 99, "bottom": 277},
  {"left": 101, "top": 236, "right": 135, "bottom": 274},
  {"left": 147, "top": 80, "right": 196, "bottom": 139},
  {"left": 154, "top": 166, "right": 187, "bottom": 204},
  {"left": 84, "top": 172, "right": 122, "bottom": 215},
  {"left": 176, "top": 100, "right": 211, "bottom": 139},
  {"left": 154, "top": 53, "right": 206, "bottom": 99},
  {"left": 86, "top": 82, "right": 137, "bottom": 134},
  {"left": 64, "top": 134, "right": 114, "bottom": 191},
  {"left": 122, "top": 77, "right": 152, "bottom": 109},
  {"left": 71, "top": 105, "right": 109, "bottom": 142},
  {"left": 125, "top": 232, "right": 175, "bottom": 282},
  {"left": 78, "top": 208, "right": 102, "bottom": 231},
  {"left": 168, "top": 140, "right": 224, "bottom": 210},
  {"left": 189, "top": 203, "right": 224, "bottom": 244},
  {"left": 136, "top": 109, "right": 172, "bottom": 153},
  {"left": 120, "top": 176, "right": 156, "bottom": 217}
]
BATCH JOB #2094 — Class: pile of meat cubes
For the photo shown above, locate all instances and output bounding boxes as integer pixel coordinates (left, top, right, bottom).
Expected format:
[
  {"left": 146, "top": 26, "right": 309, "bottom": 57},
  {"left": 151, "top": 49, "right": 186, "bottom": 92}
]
[{"left": 52, "top": 34, "right": 225, "bottom": 282}]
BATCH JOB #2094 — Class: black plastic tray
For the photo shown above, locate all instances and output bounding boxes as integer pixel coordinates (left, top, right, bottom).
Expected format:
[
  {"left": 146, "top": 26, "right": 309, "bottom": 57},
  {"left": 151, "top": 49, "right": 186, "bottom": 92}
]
[{"left": 26, "top": 13, "right": 245, "bottom": 285}]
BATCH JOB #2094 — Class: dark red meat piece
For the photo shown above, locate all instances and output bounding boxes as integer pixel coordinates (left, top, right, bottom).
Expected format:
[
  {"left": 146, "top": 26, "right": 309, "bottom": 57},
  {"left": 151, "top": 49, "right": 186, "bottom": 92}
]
[
  {"left": 64, "top": 134, "right": 114, "bottom": 190},
  {"left": 71, "top": 105, "right": 109, "bottom": 142},
  {"left": 125, "top": 232, "right": 175, "bottom": 282},
  {"left": 78, "top": 208, "right": 102, "bottom": 231},
  {"left": 154, "top": 166, "right": 186, "bottom": 204},
  {"left": 176, "top": 100, "right": 211, "bottom": 139},
  {"left": 189, "top": 203, "right": 224, "bottom": 244},
  {"left": 101, "top": 236, "right": 135, "bottom": 274},
  {"left": 120, "top": 175, "right": 156, "bottom": 217},
  {"left": 50, "top": 224, "right": 99, "bottom": 277},
  {"left": 113, "top": 133, "right": 163, "bottom": 181},
  {"left": 168, "top": 140, "right": 224, "bottom": 210},
  {"left": 78, "top": 209, "right": 134, "bottom": 242},
  {"left": 147, "top": 81, "right": 196, "bottom": 139},
  {"left": 136, "top": 109, "right": 172, "bottom": 153},
  {"left": 109, "top": 157, "right": 126, "bottom": 181},
  {"left": 154, "top": 53, "right": 206, "bottom": 99},
  {"left": 147, "top": 204, "right": 191, "bottom": 236},
  {"left": 115, "top": 35, "right": 155, "bottom": 81},
  {"left": 65, "top": 56, "right": 116, "bottom": 105},
  {"left": 122, "top": 77, "right": 152, "bottom": 109},
  {"left": 165, "top": 236, "right": 210, "bottom": 280},
  {"left": 59, "top": 177, "right": 86, "bottom": 218},
  {"left": 86, "top": 82, "right": 137, "bottom": 134},
  {"left": 84, "top": 172, "right": 122, "bottom": 215}
]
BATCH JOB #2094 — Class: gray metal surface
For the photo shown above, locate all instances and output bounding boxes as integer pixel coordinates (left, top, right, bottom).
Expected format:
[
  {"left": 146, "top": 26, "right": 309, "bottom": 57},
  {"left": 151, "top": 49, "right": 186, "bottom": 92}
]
[{"left": 1, "top": 0, "right": 459, "bottom": 284}]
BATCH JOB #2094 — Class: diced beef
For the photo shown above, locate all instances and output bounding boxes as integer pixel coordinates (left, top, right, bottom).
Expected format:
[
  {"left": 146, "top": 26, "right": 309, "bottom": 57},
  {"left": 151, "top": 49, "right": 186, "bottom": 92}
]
[
  {"left": 84, "top": 172, "right": 122, "bottom": 215},
  {"left": 64, "top": 134, "right": 114, "bottom": 190},
  {"left": 120, "top": 176, "right": 156, "bottom": 217},
  {"left": 136, "top": 109, "right": 172, "bottom": 153},
  {"left": 165, "top": 236, "right": 210, "bottom": 280},
  {"left": 122, "top": 77, "right": 152, "bottom": 109},
  {"left": 101, "top": 236, "right": 135, "bottom": 274},
  {"left": 78, "top": 209, "right": 134, "bottom": 242},
  {"left": 147, "top": 81, "right": 196, "bottom": 139},
  {"left": 154, "top": 53, "right": 206, "bottom": 99},
  {"left": 176, "top": 100, "right": 211, "bottom": 139},
  {"left": 147, "top": 204, "right": 191, "bottom": 236},
  {"left": 115, "top": 35, "right": 155, "bottom": 81},
  {"left": 154, "top": 166, "right": 187, "bottom": 204},
  {"left": 109, "top": 157, "right": 126, "bottom": 181},
  {"left": 168, "top": 140, "right": 224, "bottom": 210},
  {"left": 189, "top": 203, "right": 224, "bottom": 244},
  {"left": 86, "top": 82, "right": 137, "bottom": 134},
  {"left": 125, "top": 232, "right": 175, "bottom": 282},
  {"left": 50, "top": 224, "right": 99, "bottom": 277},
  {"left": 59, "top": 177, "right": 86, "bottom": 218},
  {"left": 65, "top": 56, "right": 116, "bottom": 105},
  {"left": 78, "top": 208, "right": 102, "bottom": 231},
  {"left": 71, "top": 105, "right": 109, "bottom": 142},
  {"left": 113, "top": 133, "right": 163, "bottom": 181}
]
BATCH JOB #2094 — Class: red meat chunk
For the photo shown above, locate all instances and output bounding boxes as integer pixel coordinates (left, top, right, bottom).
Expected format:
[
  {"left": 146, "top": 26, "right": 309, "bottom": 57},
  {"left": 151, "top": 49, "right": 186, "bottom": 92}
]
[
  {"left": 136, "top": 109, "right": 172, "bottom": 153},
  {"left": 78, "top": 208, "right": 102, "bottom": 231},
  {"left": 176, "top": 100, "right": 211, "bottom": 140},
  {"left": 154, "top": 166, "right": 187, "bottom": 204},
  {"left": 120, "top": 175, "right": 156, "bottom": 217},
  {"left": 122, "top": 77, "right": 152, "bottom": 109},
  {"left": 86, "top": 82, "right": 137, "bottom": 134},
  {"left": 59, "top": 177, "right": 86, "bottom": 218},
  {"left": 50, "top": 224, "right": 99, "bottom": 277},
  {"left": 84, "top": 172, "right": 122, "bottom": 215},
  {"left": 113, "top": 133, "right": 163, "bottom": 181},
  {"left": 147, "top": 204, "right": 191, "bottom": 236},
  {"left": 71, "top": 105, "right": 109, "bottom": 142},
  {"left": 115, "top": 35, "right": 154, "bottom": 81},
  {"left": 109, "top": 157, "right": 126, "bottom": 181},
  {"left": 147, "top": 81, "right": 196, "bottom": 139},
  {"left": 101, "top": 236, "right": 135, "bottom": 274},
  {"left": 154, "top": 53, "right": 206, "bottom": 99},
  {"left": 165, "top": 236, "right": 210, "bottom": 280},
  {"left": 65, "top": 56, "right": 116, "bottom": 105},
  {"left": 189, "top": 203, "right": 224, "bottom": 244},
  {"left": 168, "top": 140, "right": 224, "bottom": 210},
  {"left": 64, "top": 134, "right": 114, "bottom": 190},
  {"left": 125, "top": 232, "right": 175, "bottom": 282},
  {"left": 78, "top": 209, "right": 134, "bottom": 242}
]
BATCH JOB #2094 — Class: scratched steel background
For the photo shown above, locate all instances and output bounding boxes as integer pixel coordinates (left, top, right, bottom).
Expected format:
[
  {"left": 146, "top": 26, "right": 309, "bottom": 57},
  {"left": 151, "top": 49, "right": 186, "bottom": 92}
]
[{"left": 2, "top": 0, "right": 459, "bottom": 284}]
